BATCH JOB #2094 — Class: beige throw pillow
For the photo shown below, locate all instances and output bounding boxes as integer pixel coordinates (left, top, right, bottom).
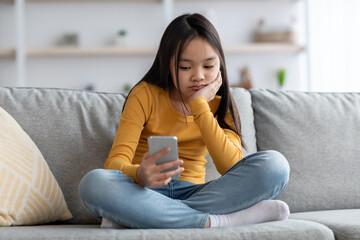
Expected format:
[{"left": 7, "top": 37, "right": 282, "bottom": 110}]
[{"left": 0, "top": 107, "right": 72, "bottom": 226}]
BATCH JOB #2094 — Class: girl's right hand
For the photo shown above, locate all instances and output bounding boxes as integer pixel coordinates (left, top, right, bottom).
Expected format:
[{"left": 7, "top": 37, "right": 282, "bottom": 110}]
[
  {"left": 136, "top": 148, "right": 184, "bottom": 187},
  {"left": 189, "top": 71, "right": 222, "bottom": 103}
]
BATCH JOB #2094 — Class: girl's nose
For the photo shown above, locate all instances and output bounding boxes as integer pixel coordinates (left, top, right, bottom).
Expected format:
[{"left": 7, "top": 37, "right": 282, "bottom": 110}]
[{"left": 191, "top": 68, "right": 205, "bottom": 82}]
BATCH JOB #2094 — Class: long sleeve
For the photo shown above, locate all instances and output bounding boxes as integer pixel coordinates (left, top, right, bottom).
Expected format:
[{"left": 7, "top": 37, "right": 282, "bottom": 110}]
[
  {"left": 189, "top": 97, "right": 243, "bottom": 175},
  {"left": 104, "top": 84, "right": 151, "bottom": 183}
]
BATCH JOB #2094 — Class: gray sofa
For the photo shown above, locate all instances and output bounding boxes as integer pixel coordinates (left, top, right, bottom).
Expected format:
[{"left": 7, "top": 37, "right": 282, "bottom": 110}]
[{"left": 0, "top": 86, "right": 359, "bottom": 240}]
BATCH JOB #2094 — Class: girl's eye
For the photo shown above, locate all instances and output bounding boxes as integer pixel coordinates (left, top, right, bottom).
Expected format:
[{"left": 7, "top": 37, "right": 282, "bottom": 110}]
[
  {"left": 180, "top": 66, "right": 190, "bottom": 70},
  {"left": 204, "top": 65, "right": 214, "bottom": 69}
]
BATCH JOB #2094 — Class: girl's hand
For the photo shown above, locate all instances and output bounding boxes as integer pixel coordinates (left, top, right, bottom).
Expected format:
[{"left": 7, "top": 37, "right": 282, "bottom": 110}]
[
  {"left": 136, "top": 148, "right": 184, "bottom": 187},
  {"left": 189, "top": 71, "right": 222, "bottom": 103}
]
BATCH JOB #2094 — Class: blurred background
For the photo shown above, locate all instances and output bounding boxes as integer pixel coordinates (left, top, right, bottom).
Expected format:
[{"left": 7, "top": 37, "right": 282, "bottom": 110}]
[{"left": 0, "top": 0, "right": 359, "bottom": 93}]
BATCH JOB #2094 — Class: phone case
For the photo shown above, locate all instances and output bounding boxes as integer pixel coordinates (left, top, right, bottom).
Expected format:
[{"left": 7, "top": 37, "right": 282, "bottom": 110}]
[{"left": 147, "top": 136, "right": 180, "bottom": 180}]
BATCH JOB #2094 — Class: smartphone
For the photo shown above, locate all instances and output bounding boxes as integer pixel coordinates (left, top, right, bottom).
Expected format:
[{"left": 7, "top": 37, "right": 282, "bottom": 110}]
[{"left": 147, "top": 136, "right": 180, "bottom": 180}]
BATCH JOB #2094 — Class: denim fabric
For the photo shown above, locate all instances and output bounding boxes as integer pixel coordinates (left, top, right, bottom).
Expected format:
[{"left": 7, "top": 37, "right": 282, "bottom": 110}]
[{"left": 78, "top": 150, "right": 290, "bottom": 229}]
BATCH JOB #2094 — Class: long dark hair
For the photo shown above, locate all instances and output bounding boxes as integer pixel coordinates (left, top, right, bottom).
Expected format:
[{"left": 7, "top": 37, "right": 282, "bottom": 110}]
[{"left": 124, "top": 13, "right": 245, "bottom": 149}]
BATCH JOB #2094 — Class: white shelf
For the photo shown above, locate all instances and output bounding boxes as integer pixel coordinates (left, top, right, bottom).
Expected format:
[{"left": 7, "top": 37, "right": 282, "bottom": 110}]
[
  {"left": 26, "top": 47, "right": 157, "bottom": 57},
  {"left": 225, "top": 44, "right": 304, "bottom": 54},
  {"left": 38, "top": 0, "right": 295, "bottom": 1},
  {"left": 0, "top": 44, "right": 304, "bottom": 58},
  {"left": 176, "top": 0, "right": 298, "bottom": 2},
  {"left": 1, "top": 0, "right": 162, "bottom": 2}
]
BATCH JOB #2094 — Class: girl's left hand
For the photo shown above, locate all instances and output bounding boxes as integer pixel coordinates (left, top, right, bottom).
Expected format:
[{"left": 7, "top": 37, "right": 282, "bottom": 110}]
[{"left": 189, "top": 71, "right": 222, "bottom": 103}]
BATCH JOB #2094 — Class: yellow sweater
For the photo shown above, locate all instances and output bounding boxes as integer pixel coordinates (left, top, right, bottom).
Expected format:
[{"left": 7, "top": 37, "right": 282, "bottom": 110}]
[{"left": 105, "top": 81, "right": 243, "bottom": 184}]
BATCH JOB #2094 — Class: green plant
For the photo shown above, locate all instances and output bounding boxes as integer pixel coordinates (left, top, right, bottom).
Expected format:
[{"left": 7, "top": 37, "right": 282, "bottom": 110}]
[
  {"left": 118, "top": 29, "right": 127, "bottom": 37},
  {"left": 123, "top": 83, "right": 132, "bottom": 93},
  {"left": 277, "top": 68, "right": 286, "bottom": 87}
]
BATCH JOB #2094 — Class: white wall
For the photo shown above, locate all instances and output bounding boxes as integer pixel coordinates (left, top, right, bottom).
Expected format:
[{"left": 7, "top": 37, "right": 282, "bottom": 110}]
[
  {"left": 0, "top": 1, "right": 307, "bottom": 93},
  {"left": 0, "top": 2, "right": 16, "bottom": 86},
  {"left": 307, "top": 0, "right": 360, "bottom": 92}
]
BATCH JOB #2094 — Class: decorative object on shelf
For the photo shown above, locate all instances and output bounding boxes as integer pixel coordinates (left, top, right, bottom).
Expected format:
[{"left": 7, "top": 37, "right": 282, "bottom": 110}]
[
  {"left": 231, "top": 66, "right": 253, "bottom": 90},
  {"left": 122, "top": 83, "right": 132, "bottom": 93},
  {"left": 253, "top": 18, "right": 296, "bottom": 44},
  {"left": 85, "top": 84, "right": 96, "bottom": 91},
  {"left": 115, "top": 29, "right": 128, "bottom": 46},
  {"left": 57, "top": 33, "right": 80, "bottom": 47},
  {"left": 277, "top": 68, "right": 286, "bottom": 88}
]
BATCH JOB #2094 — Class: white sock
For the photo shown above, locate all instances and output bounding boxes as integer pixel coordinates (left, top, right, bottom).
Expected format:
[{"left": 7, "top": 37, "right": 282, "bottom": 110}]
[
  {"left": 209, "top": 200, "right": 290, "bottom": 228},
  {"left": 101, "top": 217, "right": 127, "bottom": 229}
]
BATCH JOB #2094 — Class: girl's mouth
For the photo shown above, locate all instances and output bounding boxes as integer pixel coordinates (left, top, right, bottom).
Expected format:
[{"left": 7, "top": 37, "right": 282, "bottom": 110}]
[{"left": 191, "top": 85, "right": 206, "bottom": 91}]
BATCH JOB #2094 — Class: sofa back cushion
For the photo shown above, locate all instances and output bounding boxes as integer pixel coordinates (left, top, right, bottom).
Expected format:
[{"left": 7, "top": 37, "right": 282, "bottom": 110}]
[
  {"left": 205, "top": 88, "right": 257, "bottom": 181},
  {"left": 0, "top": 86, "right": 256, "bottom": 224},
  {"left": 251, "top": 89, "right": 360, "bottom": 212},
  {"left": 0, "top": 87, "right": 126, "bottom": 224},
  {"left": 231, "top": 87, "right": 258, "bottom": 156}
]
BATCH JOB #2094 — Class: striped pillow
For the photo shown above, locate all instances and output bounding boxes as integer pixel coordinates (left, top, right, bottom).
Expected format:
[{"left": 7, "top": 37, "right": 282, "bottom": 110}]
[{"left": 0, "top": 107, "right": 72, "bottom": 226}]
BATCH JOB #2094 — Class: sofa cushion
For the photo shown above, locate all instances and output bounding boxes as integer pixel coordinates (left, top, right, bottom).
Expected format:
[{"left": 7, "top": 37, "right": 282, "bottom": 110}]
[
  {"left": 0, "top": 219, "right": 334, "bottom": 240},
  {"left": 250, "top": 89, "right": 360, "bottom": 212},
  {"left": 0, "top": 107, "right": 72, "bottom": 226},
  {"left": 290, "top": 209, "right": 360, "bottom": 240}
]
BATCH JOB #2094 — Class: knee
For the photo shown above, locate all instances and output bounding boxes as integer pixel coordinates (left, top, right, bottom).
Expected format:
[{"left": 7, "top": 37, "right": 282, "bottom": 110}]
[
  {"left": 264, "top": 150, "right": 289, "bottom": 177},
  {"left": 79, "top": 169, "right": 104, "bottom": 201},
  {"left": 78, "top": 169, "right": 123, "bottom": 203},
  {"left": 256, "top": 150, "right": 290, "bottom": 193}
]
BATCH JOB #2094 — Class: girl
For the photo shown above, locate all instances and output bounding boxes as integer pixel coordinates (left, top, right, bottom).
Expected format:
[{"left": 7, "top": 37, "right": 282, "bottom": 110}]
[{"left": 79, "top": 13, "right": 290, "bottom": 229}]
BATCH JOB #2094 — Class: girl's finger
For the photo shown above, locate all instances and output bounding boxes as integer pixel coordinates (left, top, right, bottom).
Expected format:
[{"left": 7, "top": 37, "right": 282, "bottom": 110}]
[
  {"left": 156, "top": 159, "right": 183, "bottom": 172},
  {"left": 152, "top": 173, "right": 172, "bottom": 184},
  {"left": 159, "top": 167, "right": 184, "bottom": 180},
  {"left": 215, "top": 71, "right": 220, "bottom": 80}
]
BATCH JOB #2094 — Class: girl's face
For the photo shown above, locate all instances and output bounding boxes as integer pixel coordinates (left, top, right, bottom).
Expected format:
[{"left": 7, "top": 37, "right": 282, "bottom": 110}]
[{"left": 170, "top": 37, "right": 220, "bottom": 103}]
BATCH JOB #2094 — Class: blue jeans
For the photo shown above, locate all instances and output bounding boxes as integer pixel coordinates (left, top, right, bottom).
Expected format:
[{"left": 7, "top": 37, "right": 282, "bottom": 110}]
[{"left": 78, "top": 150, "right": 290, "bottom": 229}]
